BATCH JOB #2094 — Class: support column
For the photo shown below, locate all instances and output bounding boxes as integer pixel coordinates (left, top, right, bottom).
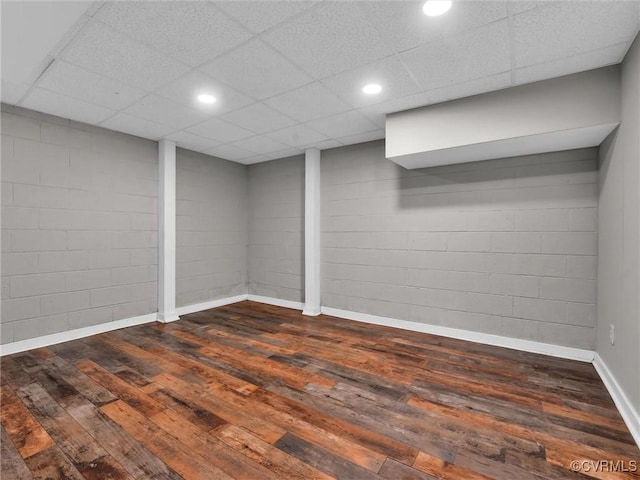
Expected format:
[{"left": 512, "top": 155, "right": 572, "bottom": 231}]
[
  {"left": 157, "top": 140, "right": 179, "bottom": 323},
  {"left": 303, "top": 148, "right": 321, "bottom": 316}
]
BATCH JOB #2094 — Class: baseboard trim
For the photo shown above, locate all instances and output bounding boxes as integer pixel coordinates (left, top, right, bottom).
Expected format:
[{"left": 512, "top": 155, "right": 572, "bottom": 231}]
[
  {"left": 2, "top": 296, "right": 636, "bottom": 447},
  {"left": 175, "top": 294, "right": 249, "bottom": 316},
  {"left": 0, "top": 313, "right": 157, "bottom": 356},
  {"left": 320, "top": 306, "right": 595, "bottom": 363},
  {"left": 157, "top": 312, "right": 180, "bottom": 323},
  {"left": 247, "top": 294, "right": 304, "bottom": 311},
  {"left": 593, "top": 353, "right": 640, "bottom": 447}
]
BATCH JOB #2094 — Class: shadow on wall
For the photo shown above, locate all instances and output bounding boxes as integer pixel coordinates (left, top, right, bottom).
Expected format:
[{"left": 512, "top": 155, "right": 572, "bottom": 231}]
[
  {"left": 596, "top": 128, "right": 616, "bottom": 187},
  {"left": 395, "top": 148, "right": 599, "bottom": 210}
]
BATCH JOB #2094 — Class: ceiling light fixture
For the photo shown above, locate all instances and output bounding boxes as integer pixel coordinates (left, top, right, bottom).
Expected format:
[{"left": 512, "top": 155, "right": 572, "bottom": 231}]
[
  {"left": 362, "top": 83, "right": 382, "bottom": 95},
  {"left": 197, "top": 93, "right": 217, "bottom": 104},
  {"left": 422, "top": 0, "right": 452, "bottom": 16}
]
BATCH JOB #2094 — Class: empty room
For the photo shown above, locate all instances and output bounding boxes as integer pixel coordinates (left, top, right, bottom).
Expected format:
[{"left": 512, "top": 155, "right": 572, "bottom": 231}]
[{"left": 1, "top": 0, "right": 639, "bottom": 478}]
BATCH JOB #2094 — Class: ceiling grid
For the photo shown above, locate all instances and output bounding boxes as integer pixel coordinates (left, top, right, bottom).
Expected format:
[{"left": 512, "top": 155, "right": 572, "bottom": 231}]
[{"left": 2, "top": 0, "right": 639, "bottom": 164}]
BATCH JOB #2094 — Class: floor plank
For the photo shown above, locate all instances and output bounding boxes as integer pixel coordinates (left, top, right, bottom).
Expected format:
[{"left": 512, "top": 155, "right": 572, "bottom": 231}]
[
  {"left": 1, "top": 301, "right": 637, "bottom": 480},
  {"left": 101, "top": 400, "right": 233, "bottom": 480},
  {"left": 63, "top": 395, "right": 181, "bottom": 479},
  {"left": 15, "top": 382, "right": 133, "bottom": 480},
  {"left": 0, "top": 385, "right": 55, "bottom": 459},
  {"left": 1, "top": 426, "right": 34, "bottom": 480},
  {"left": 24, "top": 446, "right": 86, "bottom": 480},
  {"left": 216, "top": 424, "right": 335, "bottom": 480}
]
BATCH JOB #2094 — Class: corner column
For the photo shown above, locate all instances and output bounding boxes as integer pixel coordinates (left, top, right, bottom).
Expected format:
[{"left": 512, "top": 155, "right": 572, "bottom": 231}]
[
  {"left": 303, "top": 148, "right": 321, "bottom": 316},
  {"left": 157, "top": 140, "right": 179, "bottom": 323}
]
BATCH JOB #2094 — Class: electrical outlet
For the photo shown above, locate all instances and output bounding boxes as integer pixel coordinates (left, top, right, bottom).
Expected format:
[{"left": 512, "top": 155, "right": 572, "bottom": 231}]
[{"left": 609, "top": 324, "right": 615, "bottom": 345}]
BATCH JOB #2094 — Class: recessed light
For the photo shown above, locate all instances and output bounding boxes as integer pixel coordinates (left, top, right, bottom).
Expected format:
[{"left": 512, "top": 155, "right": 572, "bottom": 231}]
[
  {"left": 362, "top": 83, "right": 382, "bottom": 95},
  {"left": 197, "top": 93, "right": 217, "bottom": 104},
  {"left": 423, "top": 0, "right": 452, "bottom": 16}
]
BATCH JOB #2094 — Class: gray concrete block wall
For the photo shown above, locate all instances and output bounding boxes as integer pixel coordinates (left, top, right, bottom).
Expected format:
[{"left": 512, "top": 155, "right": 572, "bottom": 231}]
[
  {"left": 1, "top": 104, "right": 158, "bottom": 344},
  {"left": 248, "top": 156, "right": 304, "bottom": 303},
  {"left": 175, "top": 148, "right": 247, "bottom": 307},
  {"left": 321, "top": 140, "right": 599, "bottom": 350},
  {"left": 597, "top": 34, "right": 640, "bottom": 411}
]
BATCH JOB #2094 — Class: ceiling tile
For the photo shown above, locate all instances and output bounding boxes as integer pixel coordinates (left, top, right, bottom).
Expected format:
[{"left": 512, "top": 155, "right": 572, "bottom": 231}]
[
  {"left": 335, "top": 129, "right": 385, "bottom": 147},
  {"left": 263, "top": 147, "right": 304, "bottom": 161},
  {"left": 233, "top": 135, "right": 289, "bottom": 154},
  {"left": 155, "top": 71, "right": 254, "bottom": 115},
  {"left": 357, "top": 109, "right": 385, "bottom": 130},
  {"left": 62, "top": 20, "right": 189, "bottom": 90},
  {"left": 100, "top": 112, "right": 174, "bottom": 140},
  {"left": 362, "top": 1, "right": 508, "bottom": 54},
  {"left": 94, "top": 2, "right": 251, "bottom": 67},
  {"left": 313, "top": 139, "right": 343, "bottom": 151},
  {"left": 264, "top": 124, "right": 329, "bottom": 148},
  {"left": 515, "top": 43, "right": 630, "bottom": 86},
  {"left": 219, "top": 102, "right": 297, "bottom": 134},
  {"left": 122, "top": 94, "right": 208, "bottom": 131},
  {"left": 425, "top": 72, "right": 512, "bottom": 105},
  {"left": 20, "top": 88, "right": 115, "bottom": 124},
  {"left": 400, "top": 20, "right": 511, "bottom": 91},
  {"left": 262, "top": 2, "right": 394, "bottom": 78},
  {"left": 205, "top": 143, "right": 255, "bottom": 162},
  {"left": 38, "top": 60, "right": 146, "bottom": 110},
  {"left": 1, "top": 80, "right": 30, "bottom": 104},
  {"left": 201, "top": 39, "right": 312, "bottom": 100},
  {"left": 265, "top": 82, "right": 351, "bottom": 123},
  {"left": 186, "top": 117, "right": 255, "bottom": 143},
  {"left": 510, "top": 2, "right": 551, "bottom": 15},
  {"left": 46, "top": 13, "right": 92, "bottom": 60},
  {"left": 321, "top": 55, "right": 422, "bottom": 109},
  {"left": 215, "top": 1, "right": 316, "bottom": 34},
  {"left": 358, "top": 91, "right": 432, "bottom": 128},
  {"left": 167, "top": 131, "right": 222, "bottom": 153},
  {"left": 84, "top": 2, "right": 103, "bottom": 17},
  {"left": 307, "top": 110, "right": 378, "bottom": 139},
  {"left": 242, "top": 154, "right": 273, "bottom": 165},
  {"left": 514, "top": 2, "right": 640, "bottom": 68}
]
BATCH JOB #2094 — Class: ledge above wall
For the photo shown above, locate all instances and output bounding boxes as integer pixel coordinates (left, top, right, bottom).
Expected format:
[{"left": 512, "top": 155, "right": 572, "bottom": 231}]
[{"left": 386, "top": 66, "right": 621, "bottom": 169}]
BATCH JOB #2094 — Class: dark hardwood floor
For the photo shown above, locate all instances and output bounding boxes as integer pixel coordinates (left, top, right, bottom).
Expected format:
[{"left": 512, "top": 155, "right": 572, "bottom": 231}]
[{"left": 1, "top": 301, "right": 638, "bottom": 479}]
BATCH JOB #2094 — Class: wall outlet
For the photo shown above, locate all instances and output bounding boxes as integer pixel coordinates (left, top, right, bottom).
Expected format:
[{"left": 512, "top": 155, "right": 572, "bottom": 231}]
[{"left": 609, "top": 324, "right": 615, "bottom": 345}]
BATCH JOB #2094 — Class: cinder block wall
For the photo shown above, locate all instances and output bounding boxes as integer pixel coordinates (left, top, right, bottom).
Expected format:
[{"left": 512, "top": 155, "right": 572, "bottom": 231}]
[
  {"left": 248, "top": 156, "right": 304, "bottom": 303},
  {"left": 1, "top": 105, "right": 158, "bottom": 344},
  {"left": 597, "top": 34, "right": 640, "bottom": 410},
  {"left": 0, "top": 104, "right": 601, "bottom": 351},
  {"left": 321, "top": 141, "right": 599, "bottom": 349},
  {"left": 176, "top": 148, "right": 247, "bottom": 307}
]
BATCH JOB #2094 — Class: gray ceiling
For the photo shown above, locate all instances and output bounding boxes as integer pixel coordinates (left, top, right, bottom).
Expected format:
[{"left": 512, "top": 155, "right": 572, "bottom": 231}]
[{"left": 2, "top": 1, "right": 639, "bottom": 164}]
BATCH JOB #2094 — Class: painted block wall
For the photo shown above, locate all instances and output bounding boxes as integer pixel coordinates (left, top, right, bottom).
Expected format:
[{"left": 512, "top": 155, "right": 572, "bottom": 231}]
[
  {"left": 597, "top": 34, "right": 640, "bottom": 410},
  {"left": 248, "top": 156, "right": 304, "bottom": 303},
  {"left": 321, "top": 141, "right": 599, "bottom": 349},
  {"left": 1, "top": 104, "right": 158, "bottom": 344},
  {"left": 175, "top": 148, "right": 247, "bottom": 307}
]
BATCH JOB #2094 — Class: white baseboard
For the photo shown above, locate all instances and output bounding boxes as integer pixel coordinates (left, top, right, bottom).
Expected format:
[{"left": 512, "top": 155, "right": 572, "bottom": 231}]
[
  {"left": 157, "top": 312, "right": 180, "bottom": 323},
  {"left": 2, "top": 295, "right": 636, "bottom": 448},
  {"left": 0, "top": 293, "right": 285, "bottom": 357},
  {"left": 0, "top": 313, "right": 157, "bottom": 356},
  {"left": 247, "top": 294, "right": 304, "bottom": 311},
  {"left": 321, "top": 306, "right": 595, "bottom": 363},
  {"left": 175, "top": 294, "right": 248, "bottom": 316},
  {"left": 593, "top": 353, "right": 640, "bottom": 447}
]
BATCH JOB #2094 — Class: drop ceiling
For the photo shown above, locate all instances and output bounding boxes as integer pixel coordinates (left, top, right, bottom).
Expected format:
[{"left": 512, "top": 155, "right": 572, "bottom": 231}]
[{"left": 2, "top": 1, "right": 639, "bottom": 165}]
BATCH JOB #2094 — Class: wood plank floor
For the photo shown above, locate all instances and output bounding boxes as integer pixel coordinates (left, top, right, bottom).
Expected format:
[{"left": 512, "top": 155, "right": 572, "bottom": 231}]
[{"left": 1, "top": 301, "right": 638, "bottom": 480}]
